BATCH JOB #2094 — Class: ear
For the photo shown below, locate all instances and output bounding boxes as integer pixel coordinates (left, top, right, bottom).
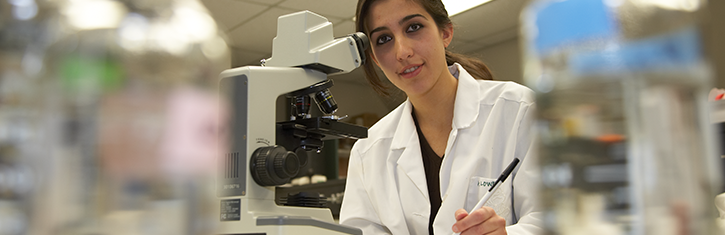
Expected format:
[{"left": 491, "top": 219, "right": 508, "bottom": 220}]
[{"left": 441, "top": 23, "right": 453, "bottom": 48}]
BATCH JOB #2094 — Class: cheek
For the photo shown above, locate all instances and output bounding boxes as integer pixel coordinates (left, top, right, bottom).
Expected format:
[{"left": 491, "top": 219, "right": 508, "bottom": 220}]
[
  {"left": 420, "top": 38, "right": 443, "bottom": 57},
  {"left": 372, "top": 48, "right": 395, "bottom": 69}
]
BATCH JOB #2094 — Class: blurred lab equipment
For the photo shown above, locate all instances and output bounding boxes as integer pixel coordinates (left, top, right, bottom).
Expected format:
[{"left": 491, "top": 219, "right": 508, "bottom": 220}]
[
  {"left": 711, "top": 92, "right": 725, "bottom": 233},
  {"left": 711, "top": 94, "right": 725, "bottom": 194},
  {"left": 0, "top": 1, "right": 51, "bottom": 234},
  {"left": 215, "top": 11, "right": 367, "bottom": 235},
  {"left": 521, "top": 0, "right": 722, "bottom": 234},
  {"left": 1, "top": 0, "right": 230, "bottom": 234},
  {"left": 717, "top": 193, "right": 725, "bottom": 231}
]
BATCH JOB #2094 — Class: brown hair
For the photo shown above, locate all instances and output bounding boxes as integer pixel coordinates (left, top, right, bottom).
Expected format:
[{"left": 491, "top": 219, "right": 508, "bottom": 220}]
[{"left": 355, "top": 0, "right": 494, "bottom": 96}]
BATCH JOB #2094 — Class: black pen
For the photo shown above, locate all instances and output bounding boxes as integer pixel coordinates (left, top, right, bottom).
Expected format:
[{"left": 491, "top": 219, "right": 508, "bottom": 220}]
[
  {"left": 452, "top": 158, "right": 520, "bottom": 234},
  {"left": 470, "top": 158, "right": 520, "bottom": 212}
]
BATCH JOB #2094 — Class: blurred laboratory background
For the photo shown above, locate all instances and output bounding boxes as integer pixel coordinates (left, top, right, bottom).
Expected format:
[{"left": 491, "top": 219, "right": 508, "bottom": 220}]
[{"left": 1, "top": 0, "right": 725, "bottom": 234}]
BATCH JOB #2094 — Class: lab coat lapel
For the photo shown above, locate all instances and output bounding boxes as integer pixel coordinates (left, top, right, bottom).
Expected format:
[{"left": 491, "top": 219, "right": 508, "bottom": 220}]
[
  {"left": 391, "top": 100, "right": 429, "bottom": 201},
  {"left": 433, "top": 64, "right": 486, "bottom": 234},
  {"left": 439, "top": 63, "right": 480, "bottom": 196}
]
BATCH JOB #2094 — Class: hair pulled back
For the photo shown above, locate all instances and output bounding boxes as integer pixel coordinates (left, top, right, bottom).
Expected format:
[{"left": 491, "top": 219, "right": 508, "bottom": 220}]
[{"left": 355, "top": 0, "right": 494, "bottom": 96}]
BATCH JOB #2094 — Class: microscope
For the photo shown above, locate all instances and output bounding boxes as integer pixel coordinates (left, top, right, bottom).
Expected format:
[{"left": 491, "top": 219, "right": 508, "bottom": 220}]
[{"left": 216, "top": 11, "right": 368, "bottom": 235}]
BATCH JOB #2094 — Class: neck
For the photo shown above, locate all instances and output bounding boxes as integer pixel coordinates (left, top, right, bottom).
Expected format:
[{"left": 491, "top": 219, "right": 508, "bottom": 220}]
[{"left": 409, "top": 69, "right": 458, "bottom": 129}]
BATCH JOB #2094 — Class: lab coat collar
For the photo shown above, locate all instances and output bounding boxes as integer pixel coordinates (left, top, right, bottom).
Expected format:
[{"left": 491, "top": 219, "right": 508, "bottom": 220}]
[
  {"left": 389, "top": 99, "right": 429, "bottom": 200},
  {"left": 452, "top": 63, "right": 480, "bottom": 130},
  {"left": 389, "top": 63, "right": 480, "bottom": 149},
  {"left": 385, "top": 63, "right": 482, "bottom": 201},
  {"left": 390, "top": 99, "right": 415, "bottom": 150}
]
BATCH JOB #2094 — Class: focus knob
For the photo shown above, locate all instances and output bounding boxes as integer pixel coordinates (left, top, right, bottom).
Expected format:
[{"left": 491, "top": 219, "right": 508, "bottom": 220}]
[
  {"left": 250, "top": 146, "right": 300, "bottom": 186},
  {"left": 274, "top": 151, "right": 299, "bottom": 178}
]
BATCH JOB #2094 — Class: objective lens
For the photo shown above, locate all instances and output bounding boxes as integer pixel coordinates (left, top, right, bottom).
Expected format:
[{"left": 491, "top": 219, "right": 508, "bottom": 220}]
[
  {"left": 293, "top": 95, "right": 311, "bottom": 118},
  {"left": 314, "top": 89, "right": 337, "bottom": 114}
]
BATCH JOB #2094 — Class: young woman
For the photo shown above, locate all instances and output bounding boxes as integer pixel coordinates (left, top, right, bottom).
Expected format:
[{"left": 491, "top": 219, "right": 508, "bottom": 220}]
[{"left": 339, "top": 0, "right": 543, "bottom": 234}]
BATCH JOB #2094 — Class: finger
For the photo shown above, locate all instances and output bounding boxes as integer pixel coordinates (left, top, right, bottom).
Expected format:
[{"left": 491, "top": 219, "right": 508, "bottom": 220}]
[
  {"left": 462, "top": 214, "right": 507, "bottom": 235},
  {"left": 454, "top": 209, "right": 468, "bottom": 221},
  {"left": 453, "top": 207, "right": 496, "bottom": 233}
]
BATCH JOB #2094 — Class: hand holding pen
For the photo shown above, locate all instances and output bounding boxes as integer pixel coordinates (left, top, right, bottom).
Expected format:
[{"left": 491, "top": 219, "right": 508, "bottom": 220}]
[{"left": 451, "top": 158, "right": 520, "bottom": 235}]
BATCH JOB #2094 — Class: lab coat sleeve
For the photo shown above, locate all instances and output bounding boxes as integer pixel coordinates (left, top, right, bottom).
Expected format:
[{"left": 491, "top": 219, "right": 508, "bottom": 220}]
[
  {"left": 505, "top": 147, "right": 544, "bottom": 235},
  {"left": 339, "top": 145, "right": 391, "bottom": 234},
  {"left": 505, "top": 102, "right": 545, "bottom": 235}
]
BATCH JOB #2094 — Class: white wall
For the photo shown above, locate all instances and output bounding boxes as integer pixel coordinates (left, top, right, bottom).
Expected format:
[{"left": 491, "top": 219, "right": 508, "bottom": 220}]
[{"left": 470, "top": 37, "right": 524, "bottom": 85}]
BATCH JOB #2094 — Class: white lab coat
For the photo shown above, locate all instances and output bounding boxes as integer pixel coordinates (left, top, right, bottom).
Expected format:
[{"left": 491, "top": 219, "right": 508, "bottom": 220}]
[{"left": 339, "top": 63, "right": 543, "bottom": 235}]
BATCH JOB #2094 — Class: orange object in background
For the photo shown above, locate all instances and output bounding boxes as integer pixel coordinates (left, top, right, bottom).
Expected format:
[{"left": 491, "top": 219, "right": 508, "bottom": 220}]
[{"left": 596, "top": 134, "right": 625, "bottom": 143}]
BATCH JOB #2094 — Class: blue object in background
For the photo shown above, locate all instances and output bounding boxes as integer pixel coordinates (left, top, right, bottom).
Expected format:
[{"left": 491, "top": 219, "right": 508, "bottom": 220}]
[
  {"left": 534, "top": 0, "right": 618, "bottom": 54},
  {"left": 570, "top": 27, "right": 702, "bottom": 74}
]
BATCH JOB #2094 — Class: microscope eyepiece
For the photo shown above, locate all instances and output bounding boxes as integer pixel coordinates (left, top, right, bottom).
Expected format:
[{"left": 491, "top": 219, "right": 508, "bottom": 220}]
[{"left": 349, "top": 32, "right": 369, "bottom": 66}]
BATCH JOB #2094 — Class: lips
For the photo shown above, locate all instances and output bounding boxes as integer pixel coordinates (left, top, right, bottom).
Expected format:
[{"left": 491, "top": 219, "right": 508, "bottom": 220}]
[
  {"left": 398, "top": 63, "right": 423, "bottom": 78},
  {"left": 404, "top": 66, "right": 419, "bottom": 73}
]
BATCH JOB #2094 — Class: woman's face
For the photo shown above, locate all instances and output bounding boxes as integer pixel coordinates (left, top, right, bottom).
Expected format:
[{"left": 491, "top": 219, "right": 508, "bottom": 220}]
[{"left": 366, "top": 0, "right": 453, "bottom": 97}]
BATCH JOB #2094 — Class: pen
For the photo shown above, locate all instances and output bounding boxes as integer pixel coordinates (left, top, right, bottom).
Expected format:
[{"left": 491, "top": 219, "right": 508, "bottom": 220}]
[{"left": 453, "top": 158, "right": 520, "bottom": 235}]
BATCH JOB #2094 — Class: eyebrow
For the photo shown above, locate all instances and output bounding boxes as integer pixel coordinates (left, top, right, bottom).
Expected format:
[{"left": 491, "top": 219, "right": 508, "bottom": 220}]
[{"left": 369, "top": 14, "right": 427, "bottom": 36}]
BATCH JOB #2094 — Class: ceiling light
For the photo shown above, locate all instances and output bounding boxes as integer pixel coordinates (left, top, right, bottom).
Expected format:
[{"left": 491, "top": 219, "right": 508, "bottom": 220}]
[
  {"left": 443, "top": 0, "right": 494, "bottom": 16},
  {"left": 64, "top": 0, "right": 126, "bottom": 30}
]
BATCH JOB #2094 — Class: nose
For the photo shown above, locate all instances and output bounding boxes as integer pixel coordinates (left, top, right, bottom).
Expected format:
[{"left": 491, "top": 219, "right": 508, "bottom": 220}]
[{"left": 395, "top": 37, "right": 413, "bottom": 61}]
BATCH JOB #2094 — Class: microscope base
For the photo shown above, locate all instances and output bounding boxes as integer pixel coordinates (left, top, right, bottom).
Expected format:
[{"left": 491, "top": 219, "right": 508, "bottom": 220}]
[{"left": 216, "top": 197, "right": 361, "bottom": 235}]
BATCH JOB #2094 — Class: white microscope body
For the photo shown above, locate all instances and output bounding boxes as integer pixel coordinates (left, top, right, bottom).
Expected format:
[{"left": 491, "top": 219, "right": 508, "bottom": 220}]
[{"left": 216, "top": 11, "right": 367, "bottom": 235}]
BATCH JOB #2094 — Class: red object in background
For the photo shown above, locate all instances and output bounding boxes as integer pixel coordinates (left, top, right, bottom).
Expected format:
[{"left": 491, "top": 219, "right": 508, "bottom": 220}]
[{"left": 717, "top": 93, "right": 724, "bottom": 100}]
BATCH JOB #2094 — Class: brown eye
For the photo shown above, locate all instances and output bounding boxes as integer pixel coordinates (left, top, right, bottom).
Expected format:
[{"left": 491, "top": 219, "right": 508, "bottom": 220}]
[
  {"left": 376, "top": 35, "right": 392, "bottom": 45},
  {"left": 407, "top": 23, "right": 422, "bottom": 32}
]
